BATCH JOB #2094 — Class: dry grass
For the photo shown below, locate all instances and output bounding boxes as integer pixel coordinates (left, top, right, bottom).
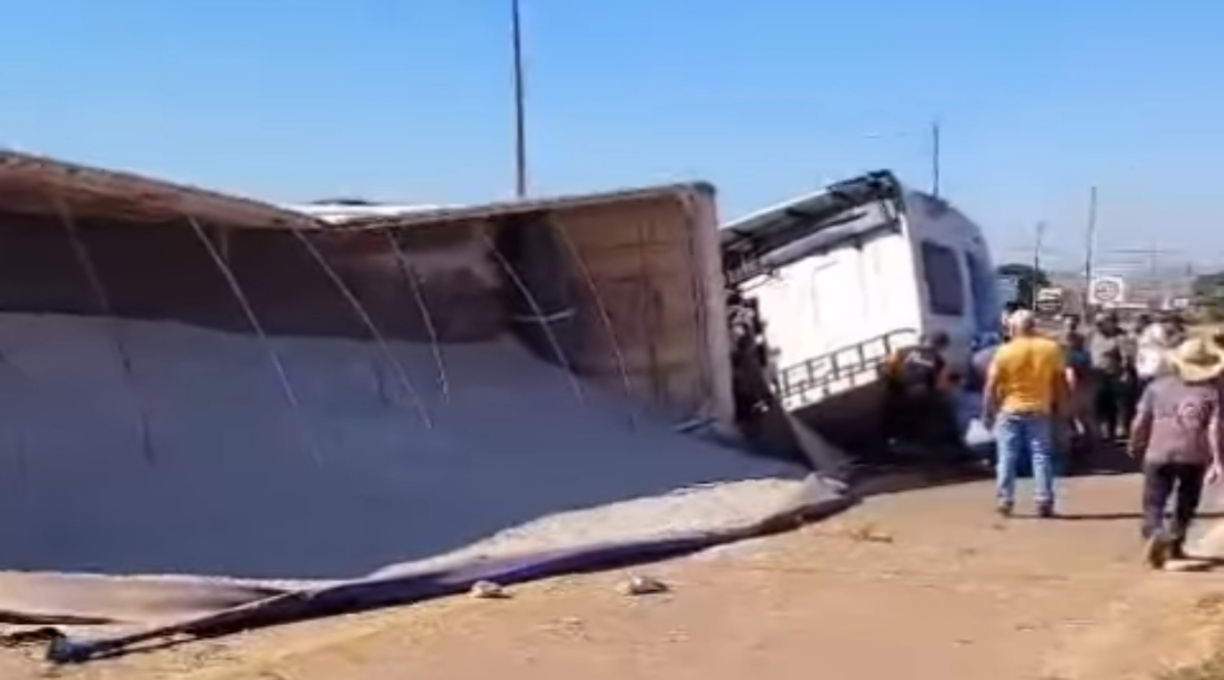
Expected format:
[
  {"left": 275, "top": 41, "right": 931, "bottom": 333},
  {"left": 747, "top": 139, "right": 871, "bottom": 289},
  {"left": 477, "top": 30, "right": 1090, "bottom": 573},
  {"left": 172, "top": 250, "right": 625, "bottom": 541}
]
[
  {"left": 1151, "top": 592, "right": 1224, "bottom": 680},
  {"left": 1157, "top": 652, "right": 1224, "bottom": 680},
  {"left": 842, "top": 522, "right": 895, "bottom": 543}
]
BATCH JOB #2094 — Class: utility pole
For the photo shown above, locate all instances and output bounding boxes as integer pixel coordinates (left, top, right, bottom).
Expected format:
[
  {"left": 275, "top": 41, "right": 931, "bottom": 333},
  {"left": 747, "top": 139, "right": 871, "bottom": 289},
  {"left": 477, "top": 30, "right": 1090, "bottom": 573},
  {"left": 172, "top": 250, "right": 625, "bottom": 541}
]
[
  {"left": 1031, "top": 221, "right": 1046, "bottom": 310},
  {"left": 930, "top": 120, "right": 941, "bottom": 198},
  {"left": 511, "top": 0, "right": 528, "bottom": 198},
  {"left": 1082, "top": 186, "right": 1098, "bottom": 313},
  {"left": 1149, "top": 240, "right": 1161, "bottom": 308}
]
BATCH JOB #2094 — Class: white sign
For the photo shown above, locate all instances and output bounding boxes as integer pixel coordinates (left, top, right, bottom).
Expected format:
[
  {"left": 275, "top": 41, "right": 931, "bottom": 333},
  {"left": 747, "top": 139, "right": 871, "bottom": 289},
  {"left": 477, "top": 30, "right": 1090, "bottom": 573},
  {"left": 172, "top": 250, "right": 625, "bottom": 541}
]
[{"left": 1089, "top": 276, "right": 1126, "bottom": 306}]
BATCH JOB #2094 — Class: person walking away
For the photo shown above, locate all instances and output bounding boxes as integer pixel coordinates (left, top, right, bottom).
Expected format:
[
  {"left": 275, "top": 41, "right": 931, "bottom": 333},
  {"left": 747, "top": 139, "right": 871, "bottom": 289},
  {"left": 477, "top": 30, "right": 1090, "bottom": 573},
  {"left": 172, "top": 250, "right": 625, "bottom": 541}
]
[
  {"left": 984, "top": 310, "right": 1067, "bottom": 517},
  {"left": 1089, "top": 312, "right": 1128, "bottom": 440},
  {"left": 1127, "top": 337, "right": 1224, "bottom": 568}
]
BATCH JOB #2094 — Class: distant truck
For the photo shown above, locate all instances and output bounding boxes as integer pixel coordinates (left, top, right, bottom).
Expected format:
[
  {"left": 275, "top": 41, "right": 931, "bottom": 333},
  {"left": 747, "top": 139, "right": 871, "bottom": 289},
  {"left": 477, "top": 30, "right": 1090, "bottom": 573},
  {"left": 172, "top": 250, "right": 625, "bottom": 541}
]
[
  {"left": 1034, "top": 287, "right": 1065, "bottom": 316},
  {"left": 720, "top": 170, "right": 1002, "bottom": 460}
]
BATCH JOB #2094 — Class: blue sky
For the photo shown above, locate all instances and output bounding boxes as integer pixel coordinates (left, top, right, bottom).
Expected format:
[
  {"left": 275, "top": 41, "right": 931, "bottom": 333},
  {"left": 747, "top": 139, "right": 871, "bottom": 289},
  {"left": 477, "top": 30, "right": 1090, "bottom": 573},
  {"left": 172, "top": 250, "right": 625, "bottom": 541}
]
[{"left": 4, "top": 0, "right": 1223, "bottom": 270}]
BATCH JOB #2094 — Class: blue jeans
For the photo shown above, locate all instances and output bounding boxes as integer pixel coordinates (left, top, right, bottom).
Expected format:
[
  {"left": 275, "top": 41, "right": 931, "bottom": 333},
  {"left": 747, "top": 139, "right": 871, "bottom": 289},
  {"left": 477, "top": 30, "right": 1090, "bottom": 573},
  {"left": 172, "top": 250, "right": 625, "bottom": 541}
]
[{"left": 994, "top": 412, "right": 1056, "bottom": 508}]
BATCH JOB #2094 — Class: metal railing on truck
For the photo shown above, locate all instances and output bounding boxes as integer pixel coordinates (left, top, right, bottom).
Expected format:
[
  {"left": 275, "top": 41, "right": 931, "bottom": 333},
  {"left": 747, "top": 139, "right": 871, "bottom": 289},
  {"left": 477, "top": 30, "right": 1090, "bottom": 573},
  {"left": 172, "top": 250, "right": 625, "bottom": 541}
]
[{"left": 775, "top": 328, "right": 919, "bottom": 411}]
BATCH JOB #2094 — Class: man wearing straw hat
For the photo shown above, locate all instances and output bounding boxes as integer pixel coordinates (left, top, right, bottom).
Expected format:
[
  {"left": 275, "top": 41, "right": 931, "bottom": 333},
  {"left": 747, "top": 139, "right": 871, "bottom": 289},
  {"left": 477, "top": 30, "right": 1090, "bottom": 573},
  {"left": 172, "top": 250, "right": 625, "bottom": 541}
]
[{"left": 1128, "top": 336, "right": 1224, "bottom": 568}]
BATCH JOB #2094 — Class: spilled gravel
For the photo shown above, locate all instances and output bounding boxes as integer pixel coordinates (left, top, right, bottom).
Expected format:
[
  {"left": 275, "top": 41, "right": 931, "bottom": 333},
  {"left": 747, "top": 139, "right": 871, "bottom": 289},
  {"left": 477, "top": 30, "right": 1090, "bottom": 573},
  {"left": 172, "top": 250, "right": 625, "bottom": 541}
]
[{"left": 0, "top": 313, "right": 814, "bottom": 581}]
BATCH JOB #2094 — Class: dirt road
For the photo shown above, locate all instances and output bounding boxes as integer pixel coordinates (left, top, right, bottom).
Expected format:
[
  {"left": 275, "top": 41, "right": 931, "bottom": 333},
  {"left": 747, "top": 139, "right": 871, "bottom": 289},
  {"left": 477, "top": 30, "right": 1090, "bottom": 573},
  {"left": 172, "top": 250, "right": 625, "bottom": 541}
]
[{"left": 3, "top": 473, "right": 1211, "bottom": 680}]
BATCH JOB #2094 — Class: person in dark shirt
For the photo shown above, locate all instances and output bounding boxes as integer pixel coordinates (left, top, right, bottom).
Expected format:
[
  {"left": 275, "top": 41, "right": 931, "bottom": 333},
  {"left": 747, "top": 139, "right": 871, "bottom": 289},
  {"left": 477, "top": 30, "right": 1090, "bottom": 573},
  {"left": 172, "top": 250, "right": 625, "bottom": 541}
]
[
  {"left": 1089, "top": 312, "right": 1129, "bottom": 440},
  {"left": 1059, "top": 314, "right": 1084, "bottom": 347},
  {"left": 970, "top": 343, "right": 999, "bottom": 392},
  {"left": 1120, "top": 314, "right": 1148, "bottom": 428},
  {"left": 1061, "top": 331, "right": 1097, "bottom": 464},
  {"left": 1165, "top": 312, "right": 1189, "bottom": 348},
  {"left": 884, "top": 332, "right": 958, "bottom": 454},
  {"left": 888, "top": 332, "right": 949, "bottom": 393}
]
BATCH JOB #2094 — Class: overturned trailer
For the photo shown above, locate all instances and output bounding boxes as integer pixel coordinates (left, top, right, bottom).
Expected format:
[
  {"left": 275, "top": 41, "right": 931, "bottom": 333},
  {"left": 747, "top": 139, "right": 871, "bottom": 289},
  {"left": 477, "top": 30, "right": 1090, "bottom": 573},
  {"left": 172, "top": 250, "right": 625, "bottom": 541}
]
[{"left": 0, "top": 152, "right": 850, "bottom": 662}]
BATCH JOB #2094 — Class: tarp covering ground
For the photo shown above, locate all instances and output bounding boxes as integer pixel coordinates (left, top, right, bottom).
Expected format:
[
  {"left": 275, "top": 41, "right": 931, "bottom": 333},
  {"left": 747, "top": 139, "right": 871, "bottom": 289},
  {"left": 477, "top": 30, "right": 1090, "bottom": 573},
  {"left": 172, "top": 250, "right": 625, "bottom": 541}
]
[{"left": 0, "top": 313, "right": 849, "bottom": 662}]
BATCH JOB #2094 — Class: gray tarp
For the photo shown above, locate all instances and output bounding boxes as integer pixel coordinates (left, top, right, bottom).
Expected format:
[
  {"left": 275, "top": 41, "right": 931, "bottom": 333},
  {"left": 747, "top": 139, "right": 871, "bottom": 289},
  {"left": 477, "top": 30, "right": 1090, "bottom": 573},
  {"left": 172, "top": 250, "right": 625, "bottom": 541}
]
[{"left": 4, "top": 472, "right": 848, "bottom": 663}]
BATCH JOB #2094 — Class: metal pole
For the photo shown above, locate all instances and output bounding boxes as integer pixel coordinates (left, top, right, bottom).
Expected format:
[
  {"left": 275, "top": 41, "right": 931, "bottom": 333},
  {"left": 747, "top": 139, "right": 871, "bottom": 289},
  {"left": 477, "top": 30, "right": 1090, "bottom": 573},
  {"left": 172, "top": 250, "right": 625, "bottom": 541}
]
[
  {"left": 1148, "top": 240, "right": 1161, "bottom": 308},
  {"left": 1031, "top": 221, "right": 1045, "bottom": 311},
  {"left": 511, "top": 0, "right": 528, "bottom": 198},
  {"left": 931, "top": 119, "right": 941, "bottom": 198},
  {"left": 1083, "top": 186, "right": 1098, "bottom": 313}
]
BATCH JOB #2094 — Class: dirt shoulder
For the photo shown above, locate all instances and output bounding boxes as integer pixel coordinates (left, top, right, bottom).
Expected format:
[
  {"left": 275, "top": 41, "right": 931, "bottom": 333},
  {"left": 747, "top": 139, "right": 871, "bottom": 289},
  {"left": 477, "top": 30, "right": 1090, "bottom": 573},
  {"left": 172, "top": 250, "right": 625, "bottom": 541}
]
[
  {"left": 1042, "top": 516, "right": 1224, "bottom": 680},
  {"left": 0, "top": 474, "right": 1186, "bottom": 680}
]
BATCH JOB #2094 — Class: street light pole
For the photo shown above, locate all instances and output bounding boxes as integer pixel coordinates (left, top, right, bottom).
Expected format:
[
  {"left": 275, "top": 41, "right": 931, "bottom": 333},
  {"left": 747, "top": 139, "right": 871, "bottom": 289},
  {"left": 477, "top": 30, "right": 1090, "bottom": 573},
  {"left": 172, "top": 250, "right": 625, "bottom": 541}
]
[{"left": 511, "top": 0, "right": 528, "bottom": 198}]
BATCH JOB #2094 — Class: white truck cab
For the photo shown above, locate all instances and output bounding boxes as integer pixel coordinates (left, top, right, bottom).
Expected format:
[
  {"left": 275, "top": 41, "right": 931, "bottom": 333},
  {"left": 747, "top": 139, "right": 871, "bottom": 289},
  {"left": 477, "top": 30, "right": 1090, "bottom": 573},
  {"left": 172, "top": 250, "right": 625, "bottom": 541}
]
[{"left": 722, "top": 171, "right": 1001, "bottom": 433}]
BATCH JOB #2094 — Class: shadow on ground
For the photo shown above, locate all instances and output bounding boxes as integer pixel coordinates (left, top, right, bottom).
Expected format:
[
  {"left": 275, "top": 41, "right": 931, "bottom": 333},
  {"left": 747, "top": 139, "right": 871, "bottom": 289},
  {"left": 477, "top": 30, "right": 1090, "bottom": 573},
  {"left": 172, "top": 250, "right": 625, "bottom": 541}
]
[{"left": 852, "top": 435, "right": 1143, "bottom": 500}]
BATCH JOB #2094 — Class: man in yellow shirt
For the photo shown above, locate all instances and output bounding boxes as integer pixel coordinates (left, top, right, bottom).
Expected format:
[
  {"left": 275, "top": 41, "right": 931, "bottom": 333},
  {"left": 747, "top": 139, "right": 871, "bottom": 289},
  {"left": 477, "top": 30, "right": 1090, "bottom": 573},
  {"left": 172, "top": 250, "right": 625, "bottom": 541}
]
[{"left": 984, "top": 310, "right": 1068, "bottom": 517}]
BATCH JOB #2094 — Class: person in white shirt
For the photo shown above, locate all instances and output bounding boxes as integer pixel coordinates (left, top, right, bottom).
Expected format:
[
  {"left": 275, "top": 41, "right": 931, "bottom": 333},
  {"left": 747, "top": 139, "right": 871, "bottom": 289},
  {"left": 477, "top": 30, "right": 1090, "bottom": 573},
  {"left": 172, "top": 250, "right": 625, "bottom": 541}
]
[{"left": 1135, "top": 316, "right": 1173, "bottom": 387}]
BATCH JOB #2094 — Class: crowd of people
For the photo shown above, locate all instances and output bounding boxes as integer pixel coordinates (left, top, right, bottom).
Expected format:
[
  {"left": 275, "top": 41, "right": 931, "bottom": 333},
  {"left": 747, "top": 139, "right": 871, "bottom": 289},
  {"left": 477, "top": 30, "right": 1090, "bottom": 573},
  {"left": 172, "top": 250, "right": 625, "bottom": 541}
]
[
  {"left": 1055, "top": 310, "right": 1187, "bottom": 463},
  {"left": 885, "top": 308, "right": 1224, "bottom": 568}
]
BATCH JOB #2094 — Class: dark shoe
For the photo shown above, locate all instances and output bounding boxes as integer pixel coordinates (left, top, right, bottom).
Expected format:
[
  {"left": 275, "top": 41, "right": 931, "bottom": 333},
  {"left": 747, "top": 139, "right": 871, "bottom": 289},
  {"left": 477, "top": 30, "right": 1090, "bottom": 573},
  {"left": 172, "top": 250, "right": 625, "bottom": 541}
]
[
  {"left": 1168, "top": 540, "right": 1188, "bottom": 561},
  {"left": 1037, "top": 503, "right": 1055, "bottom": 519},
  {"left": 1144, "top": 535, "right": 1171, "bottom": 569}
]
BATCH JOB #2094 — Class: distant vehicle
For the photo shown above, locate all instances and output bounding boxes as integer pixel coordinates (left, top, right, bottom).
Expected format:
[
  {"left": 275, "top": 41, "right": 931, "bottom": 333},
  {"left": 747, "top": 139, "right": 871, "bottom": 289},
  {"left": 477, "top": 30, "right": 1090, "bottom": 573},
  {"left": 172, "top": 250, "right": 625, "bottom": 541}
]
[
  {"left": 1035, "top": 287, "right": 1065, "bottom": 315},
  {"left": 720, "top": 170, "right": 1001, "bottom": 457}
]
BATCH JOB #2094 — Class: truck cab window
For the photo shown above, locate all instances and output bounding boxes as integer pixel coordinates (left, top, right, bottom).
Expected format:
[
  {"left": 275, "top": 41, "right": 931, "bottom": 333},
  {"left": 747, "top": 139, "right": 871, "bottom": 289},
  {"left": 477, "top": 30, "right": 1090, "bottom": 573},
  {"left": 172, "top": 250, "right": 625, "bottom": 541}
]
[
  {"left": 920, "top": 241, "right": 965, "bottom": 316},
  {"left": 964, "top": 251, "right": 1001, "bottom": 333}
]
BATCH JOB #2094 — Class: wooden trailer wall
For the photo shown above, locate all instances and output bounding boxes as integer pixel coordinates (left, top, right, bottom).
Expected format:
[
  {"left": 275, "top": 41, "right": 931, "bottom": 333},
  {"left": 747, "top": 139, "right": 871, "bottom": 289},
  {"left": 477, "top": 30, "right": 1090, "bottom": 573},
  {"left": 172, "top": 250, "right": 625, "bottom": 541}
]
[{"left": 0, "top": 152, "right": 734, "bottom": 426}]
